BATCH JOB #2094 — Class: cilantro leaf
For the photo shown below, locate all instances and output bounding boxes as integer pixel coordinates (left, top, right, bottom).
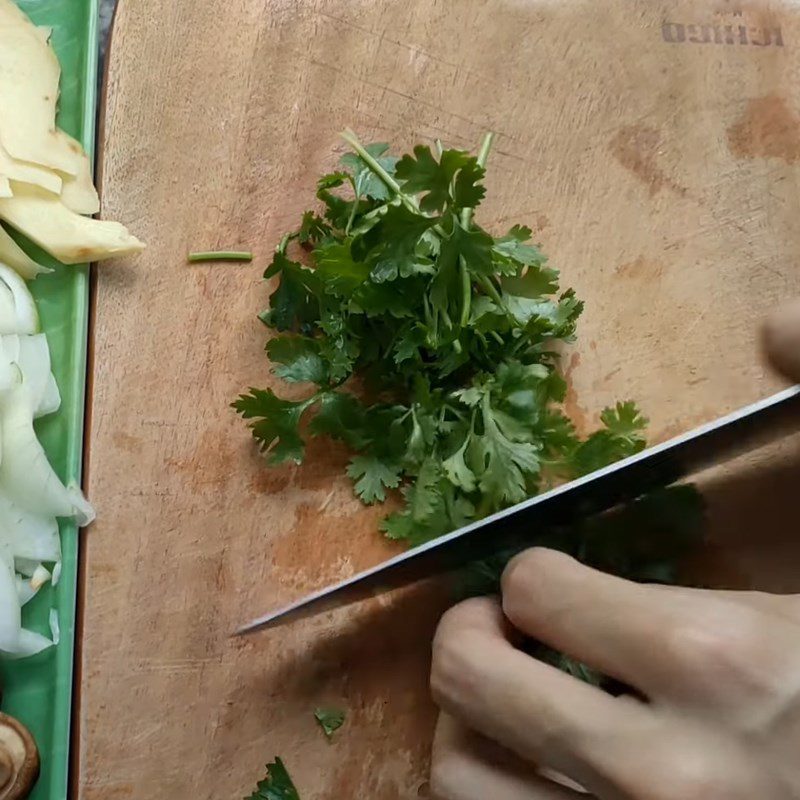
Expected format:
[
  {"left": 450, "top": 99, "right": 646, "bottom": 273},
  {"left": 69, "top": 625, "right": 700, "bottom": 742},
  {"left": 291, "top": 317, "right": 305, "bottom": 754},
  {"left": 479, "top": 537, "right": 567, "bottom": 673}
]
[
  {"left": 314, "top": 707, "right": 346, "bottom": 739},
  {"left": 407, "top": 458, "right": 444, "bottom": 522},
  {"left": 395, "top": 146, "right": 482, "bottom": 212},
  {"left": 298, "top": 211, "right": 330, "bottom": 245},
  {"left": 431, "top": 219, "right": 494, "bottom": 321},
  {"left": 262, "top": 252, "right": 320, "bottom": 332},
  {"left": 453, "top": 159, "right": 486, "bottom": 209},
  {"left": 317, "top": 172, "right": 349, "bottom": 191},
  {"left": 600, "top": 401, "right": 648, "bottom": 444},
  {"left": 381, "top": 510, "right": 415, "bottom": 541},
  {"left": 470, "top": 414, "right": 540, "bottom": 505},
  {"left": 346, "top": 455, "right": 402, "bottom": 503},
  {"left": 502, "top": 264, "right": 560, "bottom": 297},
  {"left": 341, "top": 143, "right": 398, "bottom": 201},
  {"left": 245, "top": 757, "right": 300, "bottom": 800},
  {"left": 316, "top": 172, "right": 354, "bottom": 229},
  {"left": 318, "top": 311, "right": 359, "bottom": 381},
  {"left": 309, "top": 392, "right": 369, "bottom": 449},
  {"left": 314, "top": 241, "right": 370, "bottom": 295},
  {"left": 266, "top": 336, "right": 328, "bottom": 384},
  {"left": 356, "top": 204, "right": 437, "bottom": 282},
  {"left": 492, "top": 225, "right": 545, "bottom": 266},
  {"left": 442, "top": 439, "right": 477, "bottom": 492},
  {"left": 233, "top": 388, "right": 312, "bottom": 464}
]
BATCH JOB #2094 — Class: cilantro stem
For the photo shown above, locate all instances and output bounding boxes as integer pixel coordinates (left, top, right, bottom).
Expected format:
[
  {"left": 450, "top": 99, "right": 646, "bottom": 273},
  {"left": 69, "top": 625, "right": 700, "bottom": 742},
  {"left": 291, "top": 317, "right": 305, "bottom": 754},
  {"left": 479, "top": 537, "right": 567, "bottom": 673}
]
[
  {"left": 457, "top": 132, "right": 495, "bottom": 328},
  {"left": 187, "top": 250, "right": 253, "bottom": 263},
  {"left": 476, "top": 131, "right": 495, "bottom": 168},
  {"left": 423, "top": 294, "right": 432, "bottom": 328},
  {"left": 341, "top": 128, "right": 418, "bottom": 215},
  {"left": 345, "top": 176, "right": 360, "bottom": 235},
  {"left": 479, "top": 274, "right": 509, "bottom": 314},
  {"left": 459, "top": 259, "right": 471, "bottom": 327},
  {"left": 277, "top": 234, "right": 292, "bottom": 254},
  {"left": 459, "top": 132, "right": 495, "bottom": 231}
]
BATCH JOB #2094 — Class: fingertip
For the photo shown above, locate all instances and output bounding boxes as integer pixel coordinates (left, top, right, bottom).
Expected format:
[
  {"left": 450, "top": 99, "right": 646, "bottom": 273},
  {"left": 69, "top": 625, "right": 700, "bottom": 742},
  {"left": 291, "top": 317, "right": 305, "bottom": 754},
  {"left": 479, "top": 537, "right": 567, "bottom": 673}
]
[
  {"left": 762, "top": 299, "right": 800, "bottom": 383},
  {"left": 501, "top": 548, "right": 578, "bottom": 616},
  {"left": 436, "top": 595, "right": 503, "bottom": 639}
]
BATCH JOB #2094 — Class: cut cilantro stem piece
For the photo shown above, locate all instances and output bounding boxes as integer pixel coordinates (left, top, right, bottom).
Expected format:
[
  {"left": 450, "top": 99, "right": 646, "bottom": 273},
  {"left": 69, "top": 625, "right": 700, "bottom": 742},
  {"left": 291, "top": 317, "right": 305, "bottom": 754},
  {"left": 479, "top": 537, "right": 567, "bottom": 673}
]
[{"left": 187, "top": 250, "right": 253, "bottom": 263}]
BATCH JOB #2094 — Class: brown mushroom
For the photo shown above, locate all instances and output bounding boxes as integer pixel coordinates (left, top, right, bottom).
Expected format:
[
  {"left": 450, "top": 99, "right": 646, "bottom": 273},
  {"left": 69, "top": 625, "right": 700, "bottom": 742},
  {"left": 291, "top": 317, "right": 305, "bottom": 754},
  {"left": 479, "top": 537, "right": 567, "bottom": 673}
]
[{"left": 0, "top": 713, "right": 39, "bottom": 799}]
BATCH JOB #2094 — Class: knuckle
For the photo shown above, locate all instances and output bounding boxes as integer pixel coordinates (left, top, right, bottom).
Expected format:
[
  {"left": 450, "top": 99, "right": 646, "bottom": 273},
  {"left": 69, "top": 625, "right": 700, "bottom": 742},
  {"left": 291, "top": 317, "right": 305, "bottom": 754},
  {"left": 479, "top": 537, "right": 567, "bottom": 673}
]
[
  {"left": 667, "top": 620, "right": 736, "bottom": 666},
  {"left": 665, "top": 609, "right": 764, "bottom": 681},
  {"left": 501, "top": 548, "right": 574, "bottom": 625},
  {"left": 661, "top": 603, "right": 796, "bottom": 710},
  {"left": 501, "top": 547, "right": 567, "bottom": 600}
]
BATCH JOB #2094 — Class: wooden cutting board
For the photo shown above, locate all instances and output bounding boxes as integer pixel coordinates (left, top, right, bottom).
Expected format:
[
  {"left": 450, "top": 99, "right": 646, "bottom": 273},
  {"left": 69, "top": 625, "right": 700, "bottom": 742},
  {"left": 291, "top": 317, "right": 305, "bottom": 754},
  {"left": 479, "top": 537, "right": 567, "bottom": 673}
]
[{"left": 79, "top": 0, "right": 800, "bottom": 796}]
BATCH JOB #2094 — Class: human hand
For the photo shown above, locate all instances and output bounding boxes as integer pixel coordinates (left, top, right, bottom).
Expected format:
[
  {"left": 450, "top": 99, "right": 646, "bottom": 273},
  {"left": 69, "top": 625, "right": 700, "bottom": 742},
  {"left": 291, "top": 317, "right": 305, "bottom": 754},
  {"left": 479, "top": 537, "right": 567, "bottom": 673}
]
[{"left": 428, "top": 301, "right": 800, "bottom": 800}]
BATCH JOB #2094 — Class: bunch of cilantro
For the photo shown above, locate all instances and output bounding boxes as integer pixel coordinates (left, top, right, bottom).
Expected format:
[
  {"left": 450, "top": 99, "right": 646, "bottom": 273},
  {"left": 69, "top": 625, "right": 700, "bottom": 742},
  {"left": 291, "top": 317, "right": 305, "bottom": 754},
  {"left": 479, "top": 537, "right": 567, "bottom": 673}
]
[{"left": 235, "top": 130, "right": 704, "bottom": 646}]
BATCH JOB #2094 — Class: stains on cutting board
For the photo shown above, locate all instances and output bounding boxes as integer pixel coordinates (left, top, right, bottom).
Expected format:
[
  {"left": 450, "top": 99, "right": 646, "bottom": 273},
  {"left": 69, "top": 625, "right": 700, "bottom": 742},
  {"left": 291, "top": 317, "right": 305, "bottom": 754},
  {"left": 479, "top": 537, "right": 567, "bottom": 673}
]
[
  {"left": 271, "top": 500, "right": 402, "bottom": 589},
  {"left": 247, "top": 436, "right": 352, "bottom": 495},
  {"left": 562, "top": 351, "right": 588, "bottom": 434},
  {"left": 614, "top": 255, "right": 664, "bottom": 280},
  {"left": 112, "top": 431, "right": 144, "bottom": 454},
  {"left": 728, "top": 94, "right": 800, "bottom": 164},
  {"left": 609, "top": 125, "right": 687, "bottom": 197},
  {"left": 164, "top": 428, "right": 237, "bottom": 491}
]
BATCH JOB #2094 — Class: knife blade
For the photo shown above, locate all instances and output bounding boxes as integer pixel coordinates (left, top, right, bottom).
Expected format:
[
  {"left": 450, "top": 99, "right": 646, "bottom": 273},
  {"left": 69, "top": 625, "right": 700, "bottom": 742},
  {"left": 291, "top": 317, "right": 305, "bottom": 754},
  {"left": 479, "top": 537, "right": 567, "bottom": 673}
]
[{"left": 237, "top": 385, "right": 800, "bottom": 635}]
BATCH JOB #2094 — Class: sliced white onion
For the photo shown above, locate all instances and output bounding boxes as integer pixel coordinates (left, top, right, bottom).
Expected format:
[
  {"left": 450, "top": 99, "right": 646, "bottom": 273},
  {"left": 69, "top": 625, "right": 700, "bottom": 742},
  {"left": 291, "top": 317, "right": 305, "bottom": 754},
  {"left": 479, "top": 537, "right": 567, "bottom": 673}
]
[
  {"left": 38, "top": 372, "right": 61, "bottom": 417},
  {"left": 16, "top": 333, "right": 51, "bottom": 412},
  {"left": 0, "top": 358, "right": 18, "bottom": 395},
  {"left": 0, "top": 383, "right": 92, "bottom": 518},
  {"left": 13, "top": 557, "right": 39, "bottom": 577},
  {"left": 6, "top": 628, "right": 52, "bottom": 659},
  {"left": 0, "top": 263, "right": 38, "bottom": 334},
  {"left": 48, "top": 608, "right": 59, "bottom": 645},
  {"left": 0, "top": 490, "right": 60, "bottom": 562},
  {"left": 0, "top": 333, "right": 58, "bottom": 416},
  {"left": 0, "top": 288, "right": 94, "bottom": 663},
  {"left": 14, "top": 574, "right": 36, "bottom": 605},
  {"left": 0, "top": 557, "right": 21, "bottom": 654},
  {"left": 0, "top": 332, "right": 18, "bottom": 362}
]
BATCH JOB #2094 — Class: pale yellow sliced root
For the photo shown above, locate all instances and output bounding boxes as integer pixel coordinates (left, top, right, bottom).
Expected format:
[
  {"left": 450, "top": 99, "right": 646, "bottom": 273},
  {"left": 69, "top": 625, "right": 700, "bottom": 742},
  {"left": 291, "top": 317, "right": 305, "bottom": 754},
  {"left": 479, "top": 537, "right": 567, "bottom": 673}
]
[
  {"left": 0, "top": 0, "right": 31, "bottom": 26},
  {"left": 0, "top": 225, "right": 49, "bottom": 279},
  {"left": 54, "top": 131, "right": 99, "bottom": 215},
  {"left": 0, "top": 23, "right": 79, "bottom": 175},
  {"left": 0, "top": 184, "right": 144, "bottom": 264},
  {"left": 0, "top": 0, "right": 143, "bottom": 264},
  {"left": 0, "top": 140, "right": 62, "bottom": 195}
]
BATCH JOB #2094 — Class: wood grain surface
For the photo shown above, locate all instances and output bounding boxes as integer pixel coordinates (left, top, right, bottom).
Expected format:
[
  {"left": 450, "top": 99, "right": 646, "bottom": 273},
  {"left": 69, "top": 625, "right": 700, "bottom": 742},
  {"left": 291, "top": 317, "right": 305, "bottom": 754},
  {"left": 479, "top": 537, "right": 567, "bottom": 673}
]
[{"left": 80, "top": 0, "right": 800, "bottom": 796}]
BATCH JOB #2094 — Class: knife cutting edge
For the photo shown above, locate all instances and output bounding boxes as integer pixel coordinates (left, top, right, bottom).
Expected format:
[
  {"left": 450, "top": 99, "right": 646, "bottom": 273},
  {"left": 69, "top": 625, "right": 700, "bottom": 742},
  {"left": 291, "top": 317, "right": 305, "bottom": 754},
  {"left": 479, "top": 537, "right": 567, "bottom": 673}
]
[{"left": 236, "top": 385, "right": 800, "bottom": 636}]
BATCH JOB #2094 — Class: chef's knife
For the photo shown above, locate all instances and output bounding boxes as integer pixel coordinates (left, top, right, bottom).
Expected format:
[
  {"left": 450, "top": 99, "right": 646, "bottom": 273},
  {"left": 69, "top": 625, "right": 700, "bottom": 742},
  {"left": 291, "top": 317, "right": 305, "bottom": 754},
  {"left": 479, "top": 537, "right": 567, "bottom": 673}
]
[{"left": 237, "top": 385, "right": 800, "bottom": 635}]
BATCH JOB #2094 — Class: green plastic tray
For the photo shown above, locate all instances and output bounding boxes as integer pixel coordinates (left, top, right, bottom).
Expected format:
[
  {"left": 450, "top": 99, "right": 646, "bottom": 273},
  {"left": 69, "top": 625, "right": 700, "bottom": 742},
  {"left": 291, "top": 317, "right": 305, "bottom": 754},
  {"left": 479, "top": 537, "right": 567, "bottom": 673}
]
[{"left": 0, "top": 1, "right": 98, "bottom": 799}]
